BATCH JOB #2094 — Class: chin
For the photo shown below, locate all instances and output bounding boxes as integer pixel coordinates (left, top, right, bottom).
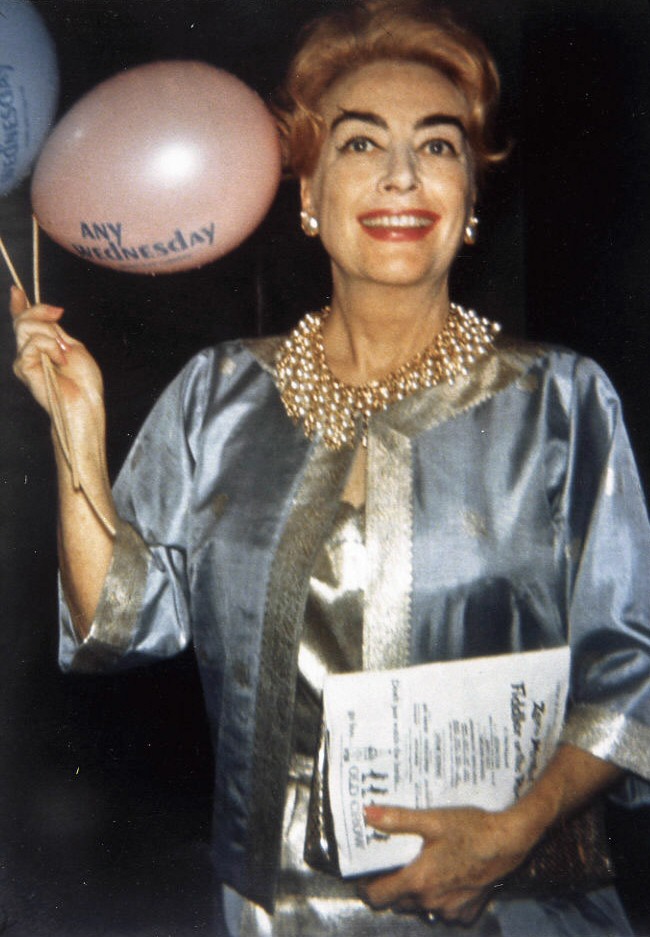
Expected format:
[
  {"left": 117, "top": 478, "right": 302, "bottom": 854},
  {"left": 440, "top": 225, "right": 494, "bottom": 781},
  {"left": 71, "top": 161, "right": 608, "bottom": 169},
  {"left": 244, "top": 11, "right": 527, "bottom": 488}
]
[
  {"left": 364, "top": 261, "right": 438, "bottom": 287},
  {"left": 355, "top": 241, "right": 453, "bottom": 286}
]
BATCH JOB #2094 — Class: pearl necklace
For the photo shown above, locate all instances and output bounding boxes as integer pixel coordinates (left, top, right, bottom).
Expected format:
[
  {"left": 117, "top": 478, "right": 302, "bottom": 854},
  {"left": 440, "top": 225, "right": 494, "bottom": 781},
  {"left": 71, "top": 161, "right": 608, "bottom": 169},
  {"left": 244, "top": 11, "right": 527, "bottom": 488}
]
[{"left": 275, "top": 303, "right": 501, "bottom": 450}]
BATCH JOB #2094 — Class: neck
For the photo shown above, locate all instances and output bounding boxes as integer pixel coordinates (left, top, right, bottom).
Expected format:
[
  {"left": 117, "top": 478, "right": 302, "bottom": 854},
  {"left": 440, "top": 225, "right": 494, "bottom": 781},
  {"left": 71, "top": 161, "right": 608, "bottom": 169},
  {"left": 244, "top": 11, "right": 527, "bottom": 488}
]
[{"left": 322, "top": 276, "right": 451, "bottom": 385}]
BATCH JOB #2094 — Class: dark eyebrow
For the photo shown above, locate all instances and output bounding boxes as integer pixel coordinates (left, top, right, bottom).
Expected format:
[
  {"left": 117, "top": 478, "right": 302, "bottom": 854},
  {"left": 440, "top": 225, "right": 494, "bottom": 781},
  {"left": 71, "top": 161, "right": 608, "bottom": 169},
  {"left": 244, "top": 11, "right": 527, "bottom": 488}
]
[
  {"left": 330, "top": 109, "right": 388, "bottom": 132},
  {"left": 415, "top": 114, "right": 467, "bottom": 136},
  {"left": 330, "top": 110, "right": 467, "bottom": 138}
]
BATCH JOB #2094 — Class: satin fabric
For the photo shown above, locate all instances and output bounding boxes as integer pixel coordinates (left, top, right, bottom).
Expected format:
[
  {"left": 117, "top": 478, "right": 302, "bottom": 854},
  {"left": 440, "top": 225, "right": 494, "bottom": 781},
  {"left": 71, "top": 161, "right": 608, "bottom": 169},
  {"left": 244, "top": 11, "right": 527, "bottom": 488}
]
[
  {"left": 59, "top": 336, "right": 650, "bottom": 922},
  {"left": 233, "top": 503, "right": 372, "bottom": 934},
  {"left": 227, "top": 496, "right": 632, "bottom": 937},
  {"left": 292, "top": 499, "right": 364, "bottom": 756}
]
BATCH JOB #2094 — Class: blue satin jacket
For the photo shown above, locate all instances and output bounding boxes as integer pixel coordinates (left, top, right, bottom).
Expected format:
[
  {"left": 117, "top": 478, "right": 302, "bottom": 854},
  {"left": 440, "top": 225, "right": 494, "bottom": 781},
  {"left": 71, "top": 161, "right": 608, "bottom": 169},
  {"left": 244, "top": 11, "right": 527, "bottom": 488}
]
[{"left": 59, "top": 336, "right": 650, "bottom": 913}]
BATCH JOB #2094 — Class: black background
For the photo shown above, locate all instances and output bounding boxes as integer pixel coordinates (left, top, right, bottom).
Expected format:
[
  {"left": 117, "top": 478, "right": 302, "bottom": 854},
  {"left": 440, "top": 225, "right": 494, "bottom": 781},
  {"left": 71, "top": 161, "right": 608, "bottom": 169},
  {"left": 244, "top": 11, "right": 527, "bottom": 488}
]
[{"left": 1, "top": 1, "right": 649, "bottom": 934}]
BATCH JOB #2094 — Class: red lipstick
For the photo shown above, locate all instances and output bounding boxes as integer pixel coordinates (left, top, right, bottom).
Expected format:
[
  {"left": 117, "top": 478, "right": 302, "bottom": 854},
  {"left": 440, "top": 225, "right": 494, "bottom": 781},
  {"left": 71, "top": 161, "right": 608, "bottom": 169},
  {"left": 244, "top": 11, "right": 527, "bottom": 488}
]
[{"left": 357, "top": 209, "right": 440, "bottom": 241}]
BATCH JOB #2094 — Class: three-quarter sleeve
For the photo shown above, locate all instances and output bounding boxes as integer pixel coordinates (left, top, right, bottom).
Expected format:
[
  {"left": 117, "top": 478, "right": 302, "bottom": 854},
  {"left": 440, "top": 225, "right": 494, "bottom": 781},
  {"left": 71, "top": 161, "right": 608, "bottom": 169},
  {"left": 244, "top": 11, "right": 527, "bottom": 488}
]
[
  {"left": 558, "top": 357, "right": 650, "bottom": 783},
  {"left": 59, "top": 348, "right": 214, "bottom": 673}
]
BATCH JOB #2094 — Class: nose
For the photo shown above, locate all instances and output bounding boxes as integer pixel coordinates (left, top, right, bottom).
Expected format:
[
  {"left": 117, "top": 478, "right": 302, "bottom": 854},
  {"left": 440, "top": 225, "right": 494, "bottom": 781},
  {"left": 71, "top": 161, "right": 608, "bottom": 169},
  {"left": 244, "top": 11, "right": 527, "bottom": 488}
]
[{"left": 379, "top": 144, "right": 420, "bottom": 193}]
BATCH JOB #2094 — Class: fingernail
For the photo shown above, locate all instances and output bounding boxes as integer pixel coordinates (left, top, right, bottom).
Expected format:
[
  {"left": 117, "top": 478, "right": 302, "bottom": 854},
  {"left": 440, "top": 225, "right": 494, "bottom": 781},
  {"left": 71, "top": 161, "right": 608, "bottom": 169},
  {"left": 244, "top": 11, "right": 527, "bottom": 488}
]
[
  {"left": 364, "top": 805, "right": 385, "bottom": 823},
  {"left": 54, "top": 327, "right": 68, "bottom": 350}
]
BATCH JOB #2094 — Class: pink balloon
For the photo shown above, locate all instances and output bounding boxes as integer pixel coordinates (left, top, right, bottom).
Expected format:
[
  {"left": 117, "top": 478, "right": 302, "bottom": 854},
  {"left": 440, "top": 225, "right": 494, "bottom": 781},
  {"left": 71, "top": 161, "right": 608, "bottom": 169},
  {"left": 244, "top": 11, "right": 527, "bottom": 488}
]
[{"left": 31, "top": 61, "right": 282, "bottom": 274}]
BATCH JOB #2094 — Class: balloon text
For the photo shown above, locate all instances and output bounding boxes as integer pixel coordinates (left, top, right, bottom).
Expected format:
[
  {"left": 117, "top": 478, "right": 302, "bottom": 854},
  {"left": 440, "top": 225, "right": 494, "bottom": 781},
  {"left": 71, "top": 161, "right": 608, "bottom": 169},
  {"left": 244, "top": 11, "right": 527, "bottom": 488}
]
[
  {"left": 71, "top": 221, "right": 217, "bottom": 269},
  {"left": 0, "top": 66, "right": 20, "bottom": 191}
]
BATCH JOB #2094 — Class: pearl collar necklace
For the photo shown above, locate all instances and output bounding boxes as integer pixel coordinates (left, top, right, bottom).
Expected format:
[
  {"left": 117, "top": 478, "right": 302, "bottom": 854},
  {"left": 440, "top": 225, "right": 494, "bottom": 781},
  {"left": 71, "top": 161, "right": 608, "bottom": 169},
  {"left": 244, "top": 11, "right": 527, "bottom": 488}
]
[{"left": 275, "top": 303, "right": 501, "bottom": 450}]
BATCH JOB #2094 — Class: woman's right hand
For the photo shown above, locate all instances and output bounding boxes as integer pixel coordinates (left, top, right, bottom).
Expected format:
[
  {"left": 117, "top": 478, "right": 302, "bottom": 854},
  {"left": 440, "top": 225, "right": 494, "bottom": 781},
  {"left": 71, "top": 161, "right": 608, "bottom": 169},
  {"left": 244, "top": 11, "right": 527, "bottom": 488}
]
[
  {"left": 10, "top": 285, "right": 105, "bottom": 423},
  {"left": 11, "top": 285, "right": 117, "bottom": 631}
]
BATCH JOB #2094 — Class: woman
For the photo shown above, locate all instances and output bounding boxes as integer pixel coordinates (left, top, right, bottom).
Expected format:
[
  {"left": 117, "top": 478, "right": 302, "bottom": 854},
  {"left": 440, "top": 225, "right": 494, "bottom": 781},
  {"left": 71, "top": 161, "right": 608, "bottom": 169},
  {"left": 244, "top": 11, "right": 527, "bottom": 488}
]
[{"left": 10, "top": 1, "right": 650, "bottom": 934}]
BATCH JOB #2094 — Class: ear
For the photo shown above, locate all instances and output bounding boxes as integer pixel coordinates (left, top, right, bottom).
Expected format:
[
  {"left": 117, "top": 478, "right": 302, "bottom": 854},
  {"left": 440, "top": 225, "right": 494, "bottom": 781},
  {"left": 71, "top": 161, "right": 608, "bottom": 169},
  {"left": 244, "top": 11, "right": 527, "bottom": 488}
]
[
  {"left": 466, "top": 183, "right": 476, "bottom": 218},
  {"left": 300, "top": 176, "right": 315, "bottom": 215}
]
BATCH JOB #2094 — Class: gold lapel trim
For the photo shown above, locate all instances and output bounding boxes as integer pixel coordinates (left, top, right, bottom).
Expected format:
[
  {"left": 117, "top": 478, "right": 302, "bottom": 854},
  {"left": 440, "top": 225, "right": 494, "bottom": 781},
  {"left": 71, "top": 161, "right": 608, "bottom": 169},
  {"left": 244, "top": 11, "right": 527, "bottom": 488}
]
[
  {"left": 244, "top": 437, "right": 357, "bottom": 911},
  {"left": 242, "top": 335, "right": 284, "bottom": 374},
  {"left": 364, "top": 425, "right": 413, "bottom": 670},
  {"left": 372, "top": 340, "right": 544, "bottom": 440}
]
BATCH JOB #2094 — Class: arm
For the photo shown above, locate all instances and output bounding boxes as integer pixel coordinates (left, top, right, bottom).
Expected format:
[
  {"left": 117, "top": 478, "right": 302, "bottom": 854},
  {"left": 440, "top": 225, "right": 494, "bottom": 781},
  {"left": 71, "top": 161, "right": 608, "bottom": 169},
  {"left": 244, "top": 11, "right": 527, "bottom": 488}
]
[
  {"left": 363, "top": 356, "right": 650, "bottom": 923},
  {"left": 361, "top": 743, "right": 620, "bottom": 923},
  {"left": 10, "top": 286, "right": 116, "bottom": 635}
]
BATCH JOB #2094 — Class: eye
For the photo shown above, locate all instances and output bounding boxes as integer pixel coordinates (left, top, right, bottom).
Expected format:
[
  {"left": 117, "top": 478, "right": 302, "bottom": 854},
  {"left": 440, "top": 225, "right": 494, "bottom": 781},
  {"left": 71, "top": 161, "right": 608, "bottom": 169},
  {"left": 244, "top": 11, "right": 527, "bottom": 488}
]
[
  {"left": 337, "top": 135, "right": 379, "bottom": 154},
  {"left": 421, "top": 138, "right": 459, "bottom": 158}
]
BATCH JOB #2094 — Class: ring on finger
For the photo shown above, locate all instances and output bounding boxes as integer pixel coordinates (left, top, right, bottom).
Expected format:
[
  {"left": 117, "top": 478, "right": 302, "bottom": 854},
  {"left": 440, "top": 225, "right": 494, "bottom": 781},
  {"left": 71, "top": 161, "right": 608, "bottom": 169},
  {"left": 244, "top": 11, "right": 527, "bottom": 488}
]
[{"left": 420, "top": 910, "right": 437, "bottom": 926}]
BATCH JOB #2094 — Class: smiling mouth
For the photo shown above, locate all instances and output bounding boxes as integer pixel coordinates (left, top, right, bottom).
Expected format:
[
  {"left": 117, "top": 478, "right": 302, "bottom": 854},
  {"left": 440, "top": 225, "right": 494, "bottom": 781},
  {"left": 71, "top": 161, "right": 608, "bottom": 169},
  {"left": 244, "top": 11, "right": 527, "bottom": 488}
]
[
  {"left": 361, "top": 213, "right": 435, "bottom": 228},
  {"left": 357, "top": 210, "right": 440, "bottom": 240}
]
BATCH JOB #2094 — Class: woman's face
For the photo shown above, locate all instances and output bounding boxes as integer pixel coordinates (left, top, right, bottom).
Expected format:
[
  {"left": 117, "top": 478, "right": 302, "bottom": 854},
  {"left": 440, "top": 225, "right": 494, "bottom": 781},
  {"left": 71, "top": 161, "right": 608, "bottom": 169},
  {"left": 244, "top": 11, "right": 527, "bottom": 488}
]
[{"left": 301, "top": 60, "right": 475, "bottom": 292}]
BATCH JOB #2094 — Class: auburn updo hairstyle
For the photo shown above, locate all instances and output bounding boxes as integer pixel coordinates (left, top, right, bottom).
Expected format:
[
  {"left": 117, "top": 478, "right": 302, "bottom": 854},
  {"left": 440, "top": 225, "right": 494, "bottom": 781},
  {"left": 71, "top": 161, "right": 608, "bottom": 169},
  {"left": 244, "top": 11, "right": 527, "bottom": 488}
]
[{"left": 273, "top": 0, "right": 506, "bottom": 182}]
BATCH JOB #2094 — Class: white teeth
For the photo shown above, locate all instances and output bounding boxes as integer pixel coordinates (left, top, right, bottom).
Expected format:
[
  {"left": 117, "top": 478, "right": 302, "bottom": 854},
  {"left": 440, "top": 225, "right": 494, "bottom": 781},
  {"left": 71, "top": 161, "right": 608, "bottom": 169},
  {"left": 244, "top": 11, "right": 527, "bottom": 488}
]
[{"left": 361, "top": 214, "right": 432, "bottom": 228}]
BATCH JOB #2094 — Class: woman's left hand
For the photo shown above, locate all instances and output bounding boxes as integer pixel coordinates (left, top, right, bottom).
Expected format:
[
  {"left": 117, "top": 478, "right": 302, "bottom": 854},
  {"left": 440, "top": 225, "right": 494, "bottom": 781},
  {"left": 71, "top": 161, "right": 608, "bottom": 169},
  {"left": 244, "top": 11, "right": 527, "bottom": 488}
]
[
  {"left": 358, "top": 803, "right": 530, "bottom": 925},
  {"left": 358, "top": 744, "right": 623, "bottom": 925}
]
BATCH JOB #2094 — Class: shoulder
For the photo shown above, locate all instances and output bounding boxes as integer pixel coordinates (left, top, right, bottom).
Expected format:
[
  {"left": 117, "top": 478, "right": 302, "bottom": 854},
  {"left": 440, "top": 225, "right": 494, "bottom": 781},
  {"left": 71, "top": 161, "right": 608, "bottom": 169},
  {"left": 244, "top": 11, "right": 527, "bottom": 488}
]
[
  {"left": 497, "top": 335, "right": 599, "bottom": 376},
  {"left": 496, "top": 336, "right": 620, "bottom": 408},
  {"left": 173, "top": 335, "right": 283, "bottom": 395},
  {"left": 134, "top": 337, "right": 286, "bottom": 457}
]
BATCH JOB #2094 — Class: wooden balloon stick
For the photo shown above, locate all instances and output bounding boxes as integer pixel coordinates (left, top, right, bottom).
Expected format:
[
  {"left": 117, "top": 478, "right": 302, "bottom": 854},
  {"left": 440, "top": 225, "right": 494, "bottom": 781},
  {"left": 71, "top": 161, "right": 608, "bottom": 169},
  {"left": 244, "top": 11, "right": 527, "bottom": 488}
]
[
  {"left": 1, "top": 223, "right": 116, "bottom": 538},
  {"left": 0, "top": 233, "right": 28, "bottom": 296},
  {"left": 32, "top": 214, "right": 41, "bottom": 305}
]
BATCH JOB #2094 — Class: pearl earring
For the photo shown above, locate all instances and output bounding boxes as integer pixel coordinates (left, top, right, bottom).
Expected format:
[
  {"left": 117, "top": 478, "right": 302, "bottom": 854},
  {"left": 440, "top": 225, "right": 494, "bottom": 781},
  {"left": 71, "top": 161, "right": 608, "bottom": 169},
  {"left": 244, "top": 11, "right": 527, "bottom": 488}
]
[
  {"left": 300, "top": 210, "right": 320, "bottom": 237},
  {"left": 464, "top": 214, "right": 479, "bottom": 245}
]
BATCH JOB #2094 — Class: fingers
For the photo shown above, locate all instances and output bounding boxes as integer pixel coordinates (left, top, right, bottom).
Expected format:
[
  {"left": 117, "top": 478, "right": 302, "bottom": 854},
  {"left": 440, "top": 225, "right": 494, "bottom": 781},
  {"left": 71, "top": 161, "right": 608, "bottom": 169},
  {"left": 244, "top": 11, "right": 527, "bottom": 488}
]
[
  {"left": 53, "top": 322, "right": 77, "bottom": 345},
  {"left": 433, "top": 889, "right": 489, "bottom": 924},
  {"left": 413, "top": 890, "right": 487, "bottom": 927},
  {"left": 451, "top": 891, "right": 490, "bottom": 926},
  {"left": 12, "top": 304, "right": 69, "bottom": 406},
  {"left": 16, "top": 317, "right": 71, "bottom": 358},
  {"left": 359, "top": 872, "right": 489, "bottom": 925},
  {"left": 12, "top": 288, "right": 69, "bottom": 364},
  {"left": 360, "top": 806, "right": 501, "bottom": 926},
  {"left": 359, "top": 864, "right": 419, "bottom": 909},
  {"left": 10, "top": 286, "right": 64, "bottom": 323},
  {"left": 9, "top": 285, "right": 28, "bottom": 316},
  {"left": 14, "top": 332, "right": 67, "bottom": 381},
  {"left": 365, "top": 804, "right": 441, "bottom": 837},
  {"left": 10, "top": 289, "right": 77, "bottom": 376}
]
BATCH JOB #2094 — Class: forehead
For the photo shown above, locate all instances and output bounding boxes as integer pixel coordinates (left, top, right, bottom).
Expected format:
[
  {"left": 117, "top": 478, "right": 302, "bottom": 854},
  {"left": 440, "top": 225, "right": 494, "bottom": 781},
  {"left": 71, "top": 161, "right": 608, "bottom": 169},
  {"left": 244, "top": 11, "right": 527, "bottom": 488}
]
[{"left": 318, "top": 59, "right": 470, "bottom": 126}]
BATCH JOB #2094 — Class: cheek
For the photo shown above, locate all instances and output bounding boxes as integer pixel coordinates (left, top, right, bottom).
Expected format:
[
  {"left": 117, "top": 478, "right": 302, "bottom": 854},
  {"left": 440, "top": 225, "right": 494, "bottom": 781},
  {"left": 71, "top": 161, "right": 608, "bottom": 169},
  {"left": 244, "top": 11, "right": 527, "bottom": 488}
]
[
  {"left": 316, "top": 179, "right": 360, "bottom": 234},
  {"left": 434, "top": 175, "right": 473, "bottom": 225},
  {"left": 311, "top": 157, "right": 373, "bottom": 220}
]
